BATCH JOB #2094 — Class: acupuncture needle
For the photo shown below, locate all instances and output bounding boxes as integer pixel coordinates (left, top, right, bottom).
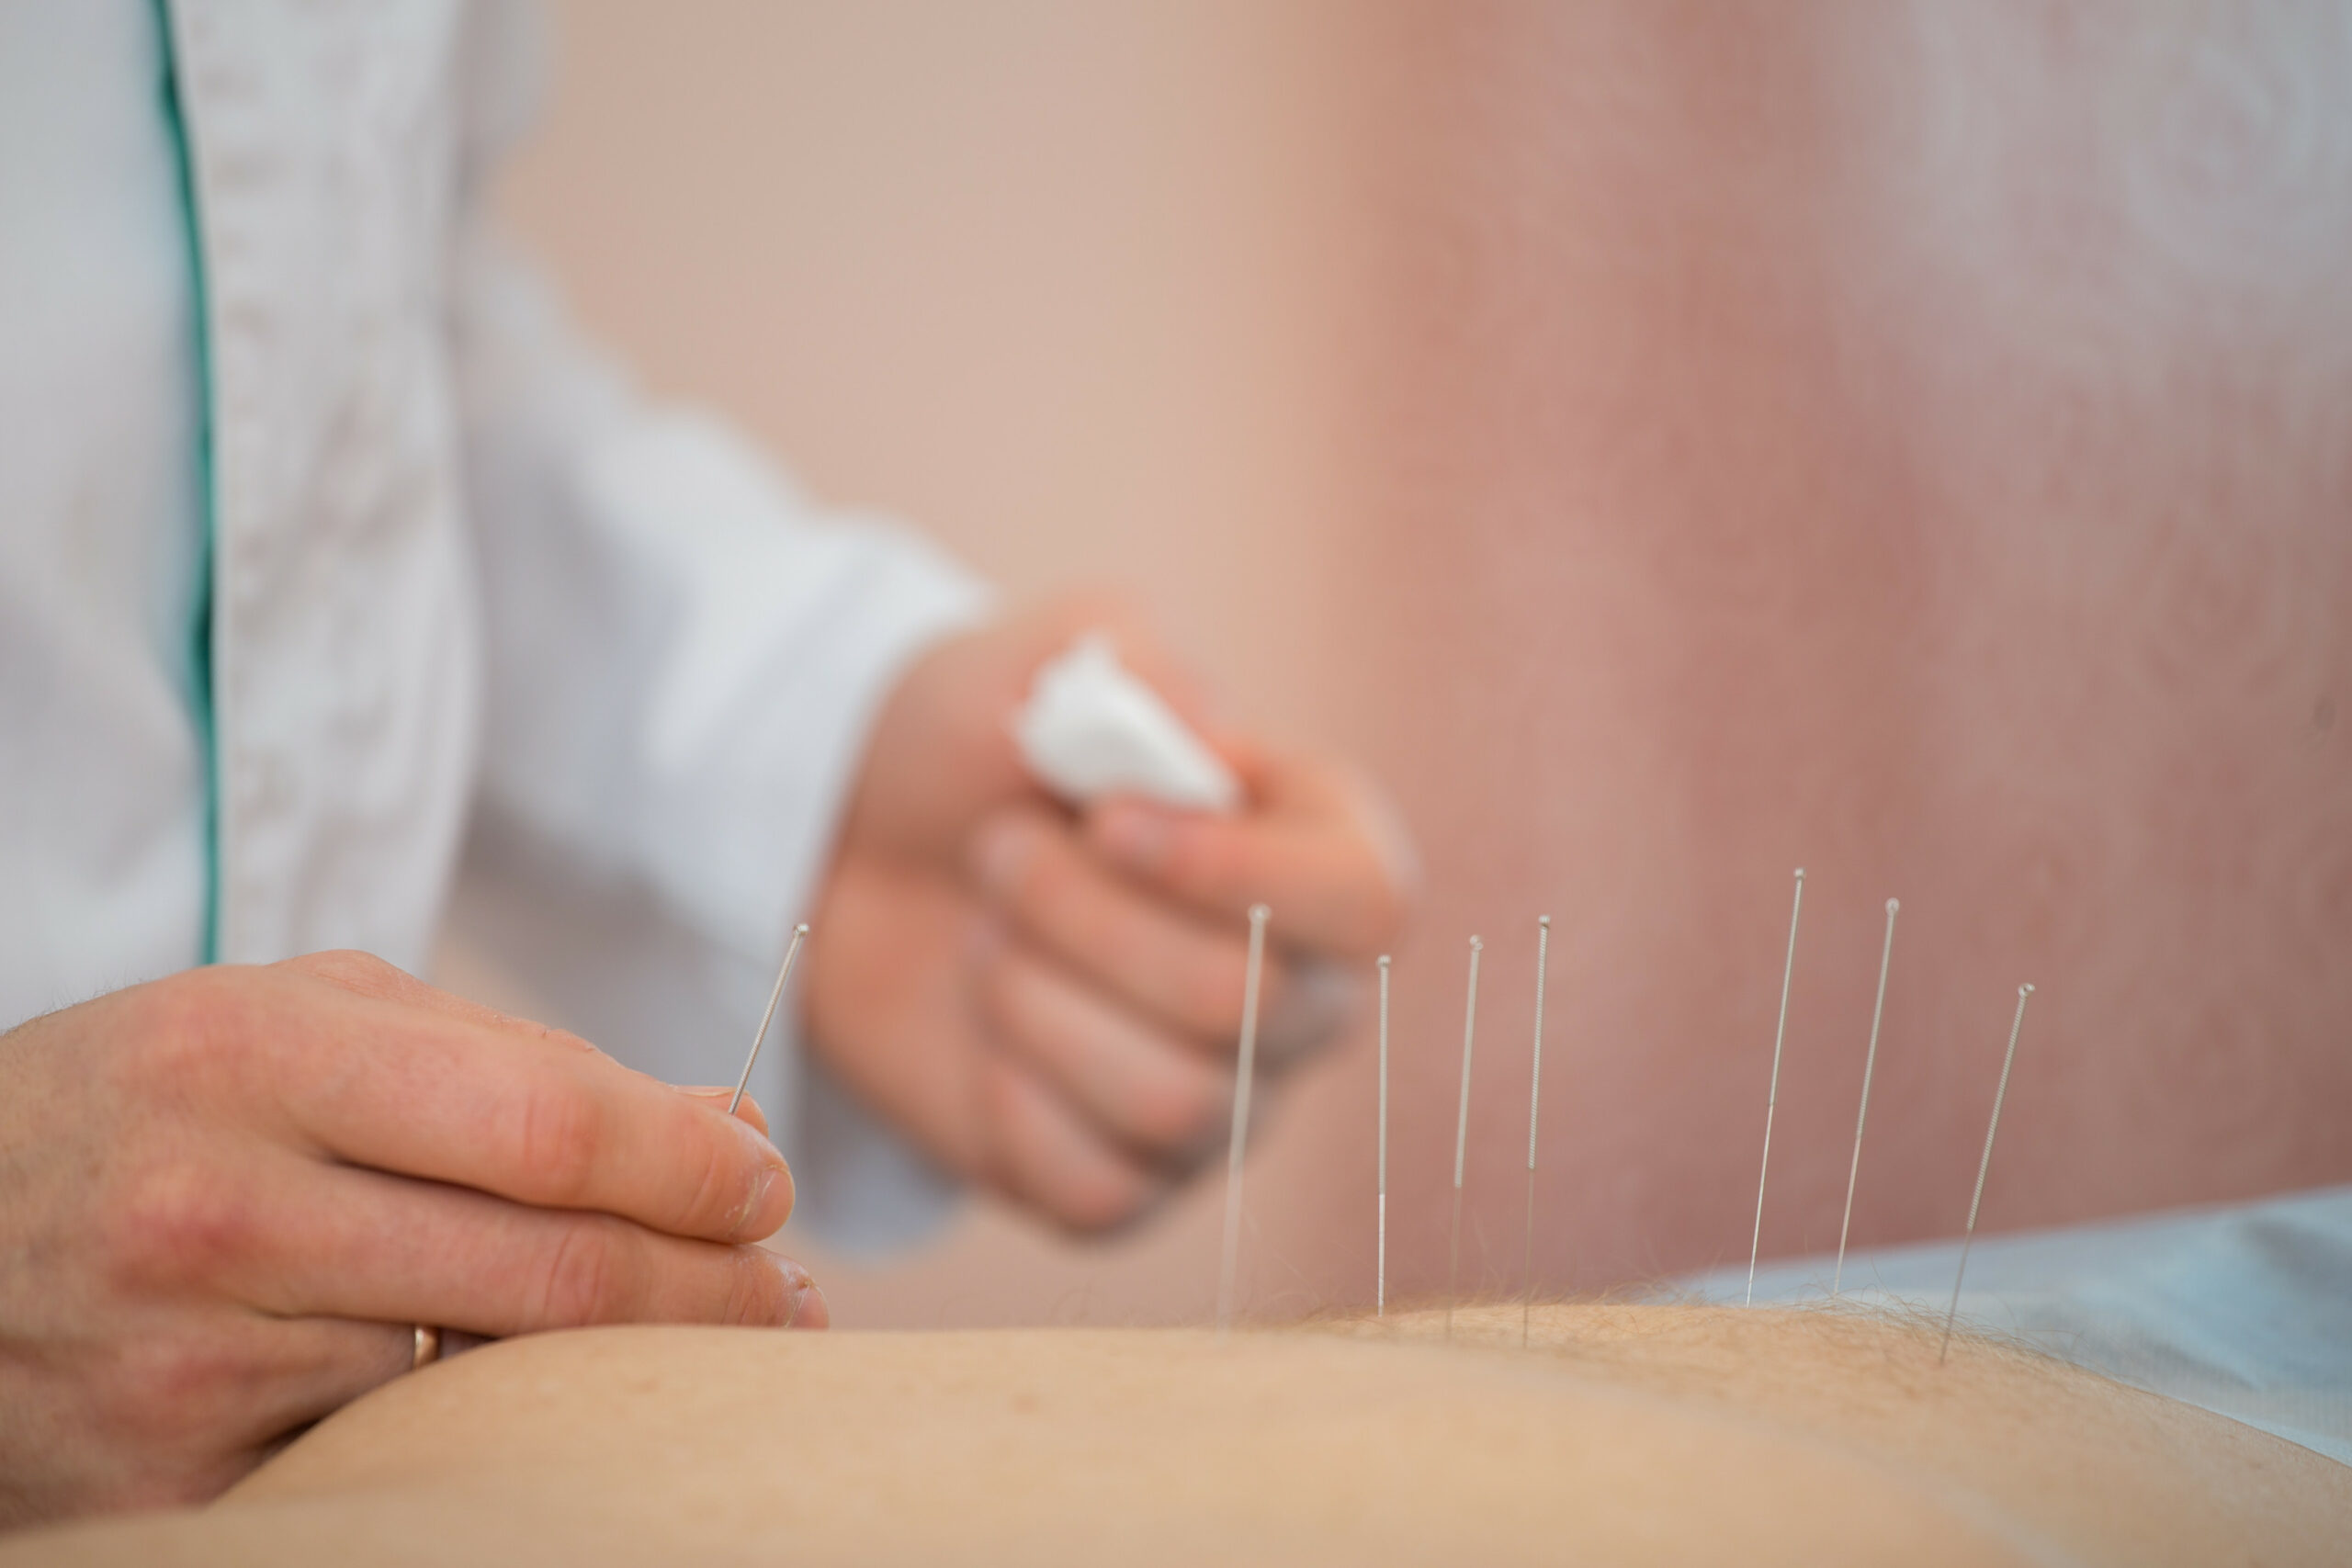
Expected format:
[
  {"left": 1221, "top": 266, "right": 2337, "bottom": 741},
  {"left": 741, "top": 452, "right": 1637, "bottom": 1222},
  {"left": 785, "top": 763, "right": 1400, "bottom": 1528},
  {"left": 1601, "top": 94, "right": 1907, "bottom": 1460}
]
[
  {"left": 1216, "top": 904, "right": 1272, "bottom": 1339},
  {"left": 1747, "top": 869, "right": 1805, "bottom": 1306},
  {"left": 1445, "top": 935, "right": 1483, "bottom": 1342},
  {"left": 1833, "top": 899, "right": 1900, "bottom": 1298},
  {"left": 1521, "top": 916, "right": 1551, "bottom": 1348},
  {"left": 729, "top": 923, "right": 809, "bottom": 1117},
  {"left": 1940, "top": 984, "right": 2034, "bottom": 1363},
  {"left": 1376, "top": 954, "right": 1391, "bottom": 1318}
]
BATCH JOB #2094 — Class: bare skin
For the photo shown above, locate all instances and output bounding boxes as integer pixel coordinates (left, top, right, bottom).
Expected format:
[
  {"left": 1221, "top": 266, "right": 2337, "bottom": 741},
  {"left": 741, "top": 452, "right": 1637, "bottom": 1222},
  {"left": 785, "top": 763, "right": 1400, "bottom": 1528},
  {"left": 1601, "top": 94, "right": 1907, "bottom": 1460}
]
[
  {"left": 5, "top": 1303, "right": 2342, "bottom": 1566},
  {"left": 803, "top": 596, "right": 1416, "bottom": 1232},
  {"left": 1331, "top": 1302, "right": 2352, "bottom": 1566},
  {"left": 0, "top": 953, "right": 820, "bottom": 1529}
]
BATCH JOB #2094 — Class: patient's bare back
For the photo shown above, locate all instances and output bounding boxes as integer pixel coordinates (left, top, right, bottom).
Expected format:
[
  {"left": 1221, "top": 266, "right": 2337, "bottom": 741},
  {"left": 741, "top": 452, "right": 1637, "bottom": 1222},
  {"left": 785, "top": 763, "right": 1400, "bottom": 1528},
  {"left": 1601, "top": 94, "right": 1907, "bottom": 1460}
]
[{"left": 6, "top": 1303, "right": 2345, "bottom": 1566}]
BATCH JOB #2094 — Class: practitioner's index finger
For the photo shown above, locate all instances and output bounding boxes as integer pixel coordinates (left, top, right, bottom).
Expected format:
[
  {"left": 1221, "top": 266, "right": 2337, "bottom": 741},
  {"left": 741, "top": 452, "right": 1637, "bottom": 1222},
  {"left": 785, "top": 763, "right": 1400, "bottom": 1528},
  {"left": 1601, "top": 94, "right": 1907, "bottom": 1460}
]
[{"left": 267, "top": 975, "right": 797, "bottom": 1245}]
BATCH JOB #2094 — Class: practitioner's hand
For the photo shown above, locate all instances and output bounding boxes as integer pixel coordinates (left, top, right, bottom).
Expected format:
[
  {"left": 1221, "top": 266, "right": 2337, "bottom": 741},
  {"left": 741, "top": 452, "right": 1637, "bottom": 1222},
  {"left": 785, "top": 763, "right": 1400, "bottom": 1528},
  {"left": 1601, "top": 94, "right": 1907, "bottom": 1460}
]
[
  {"left": 0, "top": 953, "right": 822, "bottom": 1527},
  {"left": 803, "top": 597, "right": 1416, "bottom": 1233}
]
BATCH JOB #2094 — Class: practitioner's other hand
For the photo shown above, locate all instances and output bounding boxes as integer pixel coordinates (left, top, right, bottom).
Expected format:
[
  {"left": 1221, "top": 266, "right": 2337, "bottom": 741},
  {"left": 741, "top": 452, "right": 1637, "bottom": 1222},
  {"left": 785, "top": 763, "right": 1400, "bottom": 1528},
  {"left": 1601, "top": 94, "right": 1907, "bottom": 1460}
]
[
  {"left": 803, "top": 596, "right": 1416, "bottom": 1233},
  {"left": 0, "top": 953, "right": 822, "bottom": 1528}
]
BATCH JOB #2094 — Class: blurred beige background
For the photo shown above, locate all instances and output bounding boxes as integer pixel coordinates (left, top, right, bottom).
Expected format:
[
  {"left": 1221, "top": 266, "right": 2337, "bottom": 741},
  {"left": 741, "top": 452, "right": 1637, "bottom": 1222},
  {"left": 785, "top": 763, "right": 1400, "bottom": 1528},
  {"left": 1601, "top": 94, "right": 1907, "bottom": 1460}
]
[{"left": 475, "top": 0, "right": 2352, "bottom": 1326}]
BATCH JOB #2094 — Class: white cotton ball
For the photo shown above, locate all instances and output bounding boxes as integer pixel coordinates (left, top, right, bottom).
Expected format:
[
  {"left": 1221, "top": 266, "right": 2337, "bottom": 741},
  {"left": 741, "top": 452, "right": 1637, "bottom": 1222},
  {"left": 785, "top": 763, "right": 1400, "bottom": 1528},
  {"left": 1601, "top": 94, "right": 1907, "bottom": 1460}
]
[{"left": 1013, "top": 633, "right": 1241, "bottom": 813}]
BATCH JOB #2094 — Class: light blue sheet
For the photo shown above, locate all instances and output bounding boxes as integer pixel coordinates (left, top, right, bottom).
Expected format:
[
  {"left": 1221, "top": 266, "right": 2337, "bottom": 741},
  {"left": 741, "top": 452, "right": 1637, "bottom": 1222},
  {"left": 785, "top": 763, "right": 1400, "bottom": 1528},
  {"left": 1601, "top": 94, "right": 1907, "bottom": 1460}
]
[{"left": 1671, "top": 1184, "right": 2352, "bottom": 1468}]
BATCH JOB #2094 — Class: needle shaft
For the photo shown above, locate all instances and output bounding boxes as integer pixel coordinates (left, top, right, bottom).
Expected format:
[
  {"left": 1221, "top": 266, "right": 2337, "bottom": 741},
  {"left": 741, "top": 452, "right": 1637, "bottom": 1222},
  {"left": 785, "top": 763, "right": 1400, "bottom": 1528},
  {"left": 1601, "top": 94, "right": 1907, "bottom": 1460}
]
[
  {"left": 1834, "top": 899, "right": 1900, "bottom": 1297},
  {"left": 1747, "top": 869, "right": 1805, "bottom": 1306},
  {"left": 729, "top": 924, "right": 809, "bottom": 1117},
  {"left": 1940, "top": 984, "right": 2035, "bottom": 1362},
  {"left": 1376, "top": 954, "right": 1391, "bottom": 1318},
  {"left": 1216, "top": 905, "right": 1272, "bottom": 1338},
  {"left": 1445, "top": 936, "right": 1483, "bottom": 1341},
  {"left": 1521, "top": 916, "right": 1551, "bottom": 1348}
]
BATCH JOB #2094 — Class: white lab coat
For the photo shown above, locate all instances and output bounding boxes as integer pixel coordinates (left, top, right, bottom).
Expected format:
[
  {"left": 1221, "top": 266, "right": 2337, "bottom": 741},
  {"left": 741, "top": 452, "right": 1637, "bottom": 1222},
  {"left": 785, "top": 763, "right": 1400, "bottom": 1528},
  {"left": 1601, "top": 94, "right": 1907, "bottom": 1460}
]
[{"left": 0, "top": 0, "right": 987, "bottom": 1247}]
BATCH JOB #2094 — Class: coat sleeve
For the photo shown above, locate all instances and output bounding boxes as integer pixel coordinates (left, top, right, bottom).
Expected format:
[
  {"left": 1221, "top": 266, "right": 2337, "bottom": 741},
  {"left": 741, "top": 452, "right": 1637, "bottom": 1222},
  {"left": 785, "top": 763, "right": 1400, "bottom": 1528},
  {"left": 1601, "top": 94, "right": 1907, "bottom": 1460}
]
[{"left": 440, "top": 0, "right": 989, "bottom": 1252}]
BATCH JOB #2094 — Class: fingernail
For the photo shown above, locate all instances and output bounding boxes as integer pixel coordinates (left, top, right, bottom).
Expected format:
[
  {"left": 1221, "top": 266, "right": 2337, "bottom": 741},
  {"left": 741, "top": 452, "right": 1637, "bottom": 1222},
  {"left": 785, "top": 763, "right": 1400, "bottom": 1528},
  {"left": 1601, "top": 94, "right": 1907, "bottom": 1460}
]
[
  {"left": 773, "top": 1259, "right": 829, "bottom": 1330},
  {"left": 760, "top": 1253, "right": 813, "bottom": 1327},
  {"left": 970, "top": 818, "right": 1035, "bottom": 900},
  {"left": 731, "top": 1138, "right": 795, "bottom": 1239},
  {"left": 1093, "top": 802, "right": 1174, "bottom": 873}
]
